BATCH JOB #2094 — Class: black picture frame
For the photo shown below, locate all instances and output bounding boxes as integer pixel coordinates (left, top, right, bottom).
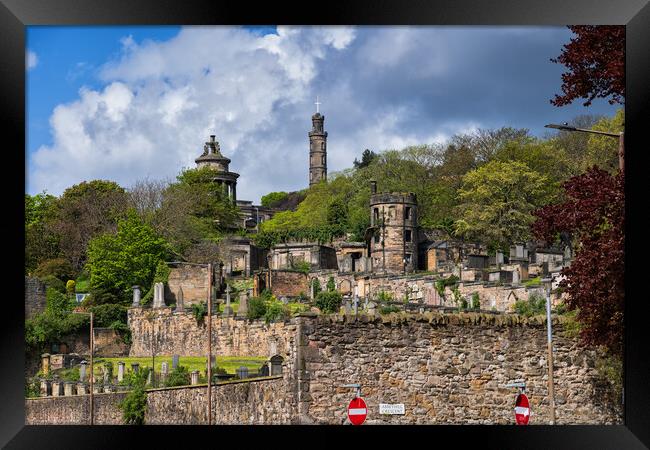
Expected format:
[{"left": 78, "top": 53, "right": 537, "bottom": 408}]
[{"left": 2, "top": 0, "right": 649, "bottom": 448}]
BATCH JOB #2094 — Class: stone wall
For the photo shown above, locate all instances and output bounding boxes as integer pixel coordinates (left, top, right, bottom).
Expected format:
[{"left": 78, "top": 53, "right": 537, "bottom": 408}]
[
  {"left": 295, "top": 313, "right": 622, "bottom": 425},
  {"left": 270, "top": 270, "right": 310, "bottom": 298},
  {"left": 25, "top": 276, "right": 46, "bottom": 319},
  {"left": 26, "top": 377, "right": 295, "bottom": 425},
  {"left": 167, "top": 265, "right": 210, "bottom": 307},
  {"left": 127, "top": 307, "right": 297, "bottom": 358}
]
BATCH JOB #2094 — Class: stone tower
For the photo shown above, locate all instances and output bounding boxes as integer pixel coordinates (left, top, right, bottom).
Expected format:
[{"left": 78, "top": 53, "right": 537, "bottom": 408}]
[
  {"left": 194, "top": 135, "right": 240, "bottom": 202},
  {"left": 368, "top": 181, "right": 418, "bottom": 274},
  {"left": 308, "top": 112, "right": 327, "bottom": 186}
]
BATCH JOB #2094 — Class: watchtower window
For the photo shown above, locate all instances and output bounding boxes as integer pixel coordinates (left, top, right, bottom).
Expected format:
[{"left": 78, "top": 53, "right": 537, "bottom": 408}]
[
  {"left": 405, "top": 207, "right": 412, "bottom": 220},
  {"left": 373, "top": 208, "right": 379, "bottom": 224},
  {"left": 321, "top": 142, "right": 325, "bottom": 151},
  {"left": 405, "top": 229, "right": 412, "bottom": 242},
  {"left": 321, "top": 155, "right": 325, "bottom": 165}
]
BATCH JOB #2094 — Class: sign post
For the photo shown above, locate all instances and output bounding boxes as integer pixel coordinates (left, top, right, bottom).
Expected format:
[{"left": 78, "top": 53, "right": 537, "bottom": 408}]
[
  {"left": 341, "top": 383, "right": 367, "bottom": 425},
  {"left": 505, "top": 380, "right": 530, "bottom": 425}
]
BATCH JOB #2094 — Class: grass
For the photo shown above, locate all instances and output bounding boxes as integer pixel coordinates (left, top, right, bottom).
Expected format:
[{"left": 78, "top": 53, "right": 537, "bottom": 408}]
[
  {"left": 523, "top": 277, "right": 541, "bottom": 288},
  {"left": 91, "top": 355, "right": 268, "bottom": 377}
]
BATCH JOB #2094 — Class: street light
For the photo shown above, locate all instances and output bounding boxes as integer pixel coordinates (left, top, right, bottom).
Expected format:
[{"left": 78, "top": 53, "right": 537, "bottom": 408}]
[
  {"left": 540, "top": 276, "right": 556, "bottom": 425},
  {"left": 544, "top": 123, "right": 624, "bottom": 172}
]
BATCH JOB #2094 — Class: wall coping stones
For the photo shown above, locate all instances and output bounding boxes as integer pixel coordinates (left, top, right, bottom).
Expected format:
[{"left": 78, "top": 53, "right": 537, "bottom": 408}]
[{"left": 143, "top": 375, "right": 284, "bottom": 392}]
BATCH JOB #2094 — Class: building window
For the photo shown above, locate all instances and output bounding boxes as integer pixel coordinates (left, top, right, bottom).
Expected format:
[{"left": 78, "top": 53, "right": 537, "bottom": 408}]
[
  {"left": 405, "top": 229, "right": 412, "bottom": 242},
  {"left": 373, "top": 208, "right": 379, "bottom": 224},
  {"left": 405, "top": 207, "right": 412, "bottom": 220},
  {"left": 321, "top": 142, "right": 325, "bottom": 151},
  {"left": 321, "top": 155, "right": 325, "bottom": 165}
]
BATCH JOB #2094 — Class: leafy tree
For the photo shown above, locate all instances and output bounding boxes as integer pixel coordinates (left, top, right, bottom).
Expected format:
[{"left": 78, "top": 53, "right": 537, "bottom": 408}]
[
  {"left": 353, "top": 149, "right": 377, "bottom": 169},
  {"left": 455, "top": 161, "right": 556, "bottom": 250},
  {"left": 48, "top": 180, "right": 130, "bottom": 271},
  {"left": 119, "top": 367, "right": 149, "bottom": 425},
  {"left": 584, "top": 109, "right": 624, "bottom": 174},
  {"left": 261, "top": 191, "right": 289, "bottom": 208},
  {"left": 34, "top": 258, "right": 76, "bottom": 282},
  {"left": 315, "top": 291, "right": 342, "bottom": 314},
  {"left": 551, "top": 26, "right": 625, "bottom": 107},
  {"left": 248, "top": 296, "right": 268, "bottom": 320},
  {"left": 25, "top": 193, "right": 60, "bottom": 275},
  {"left": 532, "top": 167, "right": 624, "bottom": 356},
  {"left": 513, "top": 293, "right": 547, "bottom": 317},
  {"left": 86, "top": 210, "right": 168, "bottom": 304}
]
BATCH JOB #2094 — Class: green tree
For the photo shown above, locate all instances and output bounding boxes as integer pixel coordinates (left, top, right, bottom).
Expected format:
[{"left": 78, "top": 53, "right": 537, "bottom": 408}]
[
  {"left": 353, "top": 149, "right": 377, "bottom": 169},
  {"left": 86, "top": 210, "right": 168, "bottom": 304},
  {"left": 455, "top": 161, "right": 556, "bottom": 249},
  {"left": 260, "top": 191, "right": 289, "bottom": 208},
  {"left": 584, "top": 109, "right": 624, "bottom": 173},
  {"left": 25, "top": 192, "right": 60, "bottom": 275}
]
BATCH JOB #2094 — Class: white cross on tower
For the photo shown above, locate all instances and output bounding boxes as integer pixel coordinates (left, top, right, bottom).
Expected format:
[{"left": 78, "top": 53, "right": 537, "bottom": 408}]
[{"left": 315, "top": 96, "right": 321, "bottom": 113}]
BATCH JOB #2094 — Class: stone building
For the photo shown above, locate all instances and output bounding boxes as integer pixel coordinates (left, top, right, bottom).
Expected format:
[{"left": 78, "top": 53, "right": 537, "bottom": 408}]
[
  {"left": 221, "top": 236, "right": 268, "bottom": 277},
  {"left": 368, "top": 181, "right": 418, "bottom": 274},
  {"left": 195, "top": 135, "right": 239, "bottom": 202},
  {"left": 308, "top": 112, "right": 327, "bottom": 186},
  {"left": 269, "top": 243, "right": 338, "bottom": 271}
]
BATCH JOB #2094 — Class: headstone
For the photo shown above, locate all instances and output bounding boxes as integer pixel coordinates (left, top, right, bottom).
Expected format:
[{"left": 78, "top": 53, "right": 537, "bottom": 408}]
[
  {"left": 236, "top": 366, "right": 249, "bottom": 379},
  {"left": 224, "top": 284, "right": 233, "bottom": 316},
  {"left": 51, "top": 380, "right": 62, "bottom": 397},
  {"left": 367, "top": 301, "right": 377, "bottom": 316},
  {"left": 269, "top": 355, "right": 284, "bottom": 376},
  {"left": 131, "top": 363, "right": 140, "bottom": 374},
  {"left": 206, "top": 355, "right": 216, "bottom": 371},
  {"left": 496, "top": 252, "right": 504, "bottom": 265},
  {"left": 353, "top": 296, "right": 359, "bottom": 315},
  {"left": 77, "top": 382, "right": 87, "bottom": 395},
  {"left": 79, "top": 360, "right": 88, "bottom": 381},
  {"left": 172, "top": 355, "right": 180, "bottom": 370},
  {"left": 102, "top": 366, "right": 110, "bottom": 384},
  {"left": 343, "top": 299, "right": 352, "bottom": 314},
  {"left": 64, "top": 382, "right": 75, "bottom": 396},
  {"left": 280, "top": 296, "right": 289, "bottom": 305},
  {"left": 153, "top": 282, "right": 165, "bottom": 308},
  {"left": 259, "top": 364, "right": 270, "bottom": 377},
  {"left": 41, "top": 353, "right": 50, "bottom": 375},
  {"left": 175, "top": 287, "right": 185, "bottom": 312},
  {"left": 161, "top": 362, "right": 169, "bottom": 384},
  {"left": 237, "top": 292, "right": 249, "bottom": 317},
  {"left": 117, "top": 362, "right": 125, "bottom": 382},
  {"left": 40, "top": 379, "right": 51, "bottom": 397},
  {"left": 93, "top": 384, "right": 102, "bottom": 394},
  {"left": 104, "top": 384, "right": 113, "bottom": 393},
  {"left": 146, "top": 370, "right": 152, "bottom": 386},
  {"left": 191, "top": 370, "right": 199, "bottom": 385},
  {"left": 132, "top": 285, "right": 141, "bottom": 307}
]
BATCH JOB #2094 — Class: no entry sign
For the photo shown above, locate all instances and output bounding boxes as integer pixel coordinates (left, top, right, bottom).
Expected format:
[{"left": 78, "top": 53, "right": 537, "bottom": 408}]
[
  {"left": 514, "top": 393, "right": 530, "bottom": 425},
  {"left": 347, "top": 397, "right": 367, "bottom": 425}
]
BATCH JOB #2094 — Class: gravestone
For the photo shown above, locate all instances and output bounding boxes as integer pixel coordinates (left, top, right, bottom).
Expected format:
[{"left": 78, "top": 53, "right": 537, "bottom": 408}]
[
  {"left": 40, "top": 379, "right": 51, "bottom": 397},
  {"left": 92, "top": 384, "right": 102, "bottom": 394},
  {"left": 104, "top": 384, "right": 113, "bottom": 393},
  {"left": 41, "top": 353, "right": 50, "bottom": 375},
  {"left": 269, "top": 355, "right": 284, "bottom": 376},
  {"left": 343, "top": 299, "right": 352, "bottom": 314},
  {"left": 76, "top": 382, "right": 87, "bottom": 395},
  {"left": 117, "top": 362, "right": 125, "bottom": 382},
  {"left": 367, "top": 301, "right": 377, "bottom": 316},
  {"left": 79, "top": 361, "right": 88, "bottom": 381},
  {"left": 172, "top": 355, "right": 179, "bottom": 369},
  {"left": 259, "top": 364, "right": 270, "bottom": 377},
  {"left": 131, "top": 363, "right": 140, "bottom": 374},
  {"left": 190, "top": 370, "right": 199, "bottom": 385},
  {"left": 205, "top": 355, "right": 216, "bottom": 371},
  {"left": 161, "top": 362, "right": 169, "bottom": 384},
  {"left": 175, "top": 287, "right": 185, "bottom": 312},
  {"left": 496, "top": 252, "right": 504, "bottom": 265},
  {"left": 146, "top": 370, "right": 152, "bottom": 386},
  {"left": 51, "top": 380, "right": 62, "bottom": 397},
  {"left": 153, "top": 282, "right": 165, "bottom": 308},
  {"left": 132, "top": 285, "right": 141, "bottom": 307},
  {"left": 236, "top": 366, "right": 249, "bottom": 379},
  {"left": 353, "top": 296, "right": 359, "bottom": 315},
  {"left": 63, "top": 382, "right": 74, "bottom": 397},
  {"left": 237, "top": 291, "right": 249, "bottom": 317},
  {"left": 224, "top": 285, "right": 233, "bottom": 316}
]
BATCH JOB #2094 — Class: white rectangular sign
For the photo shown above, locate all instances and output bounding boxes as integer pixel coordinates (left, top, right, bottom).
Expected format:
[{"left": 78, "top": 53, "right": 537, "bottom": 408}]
[{"left": 379, "top": 403, "right": 405, "bottom": 415}]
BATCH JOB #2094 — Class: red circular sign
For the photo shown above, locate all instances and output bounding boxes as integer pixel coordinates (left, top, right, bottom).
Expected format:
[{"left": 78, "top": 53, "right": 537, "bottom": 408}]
[
  {"left": 514, "top": 393, "right": 530, "bottom": 425},
  {"left": 347, "top": 397, "right": 367, "bottom": 425}
]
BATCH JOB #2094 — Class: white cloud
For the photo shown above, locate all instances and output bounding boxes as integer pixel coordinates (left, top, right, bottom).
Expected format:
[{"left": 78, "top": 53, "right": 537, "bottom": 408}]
[{"left": 26, "top": 50, "right": 38, "bottom": 70}]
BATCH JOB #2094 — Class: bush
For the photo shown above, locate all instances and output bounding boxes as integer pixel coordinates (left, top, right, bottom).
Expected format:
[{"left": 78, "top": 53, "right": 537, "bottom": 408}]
[
  {"left": 88, "top": 304, "right": 128, "bottom": 327},
  {"left": 86, "top": 286, "right": 124, "bottom": 306},
  {"left": 377, "top": 291, "right": 393, "bottom": 303},
  {"left": 164, "top": 365, "right": 191, "bottom": 387},
  {"left": 513, "top": 293, "right": 547, "bottom": 316},
  {"left": 435, "top": 275, "right": 459, "bottom": 297},
  {"left": 311, "top": 279, "right": 322, "bottom": 297},
  {"left": 471, "top": 292, "right": 481, "bottom": 309},
  {"left": 379, "top": 305, "right": 400, "bottom": 315},
  {"left": 45, "top": 287, "right": 75, "bottom": 314},
  {"left": 65, "top": 280, "right": 76, "bottom": 294},
  {"left": 326, "top": 276, "right": 336, "bottom": 292},
  {"left": 315, "top": 291, "right": 342, "bottom": 314},
  {"left": 119, "top": 367, "right": 149, "bottom": 424},
  {"left": 292, "top": 260, "right": 311, "bottom": 274},
  {"left": 460, "top": 297, "right": 468, "bottom": 310},
  {"left": 264, "top": 301, "right": 290, "bottom": 323},
  {"left": 248, "top": 297, "right": 268, "bottom": 320},
  {"left": 191, "top": 302, "right": 208, "bottom": 326},
  {"left": 39, "top": 275, "right": 67, "bottom": 294},
  {"left": 34, "top": 258, "right": 76, "bottom": 282}
]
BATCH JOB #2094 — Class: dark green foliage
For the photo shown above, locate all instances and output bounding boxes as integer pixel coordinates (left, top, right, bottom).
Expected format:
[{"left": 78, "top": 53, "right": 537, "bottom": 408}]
[
  {"left": 119, "top": 367, "right": 149, "bottom": 425},
  {"left": 164, "top": 365, "right": 191, "bottom": 387},
  {"left": 311, "top": 279, "right": 322, "bottom": 297},
  {"left": 513, "top": 293, "right": 547, "bottom": 316},
  {"left": 45, "top": 287, "right": 75, "bottom": 314},
  {"left": 25, "top": 376, "right": 41, "bottom": 398},
  {"left": 191, "top": 302, "right": 208, "bottom": 326},
  {"left": 248, "top": 297, "right": 268, "bottom": 320},
  {"left": 34, "top": 258, "right": 76, "bottom": 282},
  {"left": 109, "top": 321, "right": 132, "bottom": 345},
  {"left": 353, "top": 149, "right": 377, "bottom": 169},
  {"left": 376, "top": 291, "right": 393, "bottom": 303},
  {"left": 460, "top": 297, "right": 468, "bottom": 310},
  {"left": 39, "top": 275, "right": 67, "bottom": 294},
  {"left": 88, "top": 304, "right": 128, "bottom": 327},
  {"left": 85, "top": 286, "right": 123, "bottom": 306},
  {"left": 315, "top": 291, "right": 342, "bottom": 314},
  {"left": 25, "top": 310, "right": 88, "bottom": 353},
  {"left": 326, "top": 276, "right": 336, "bottom": 293},
  {"left": 292, "top": 260, "right": 311, "bottom": 274},
  {"left": 471, "top": 292, "right": 481, "bottom": 310},
  {"left": 379, "top": 305, "right": 400, "bottom": 314},
  {"left": 435, "top": 275, "right": 459, "bottom": 297},
  {"left": 264, "top": 301, "right": 289, "bottom": 323}
]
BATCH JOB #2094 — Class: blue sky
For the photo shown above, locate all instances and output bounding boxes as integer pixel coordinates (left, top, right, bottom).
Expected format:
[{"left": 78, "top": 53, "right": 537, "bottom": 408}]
[{"left": 26, "top": 26, "right": 621, "bottom": 202}]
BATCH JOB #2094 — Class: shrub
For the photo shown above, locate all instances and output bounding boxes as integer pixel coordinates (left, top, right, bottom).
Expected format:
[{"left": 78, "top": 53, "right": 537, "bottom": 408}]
[
  {"left": 109, "top": 320, "right": 132, "bottom": 345},
  {"left": 315, "top": 291, "right": 342, "bottom": 314},
  {"left": 34, "top": 258, "right": 76, "bottom": 282},
  {"left": 45, "top": 287, "right": 75, "bottom": 314},
  {"left": 164, "top": 365, "right": 191, "bottom": 387},
  {"left": 119, "top": 367, "right": 149, "bottom": 424},
  {"left": 65, "top": 280, "right": 76, "bottom": 294},
  {"left": 326, "top": 276, "right": 336, "bottom": 292},
  {"left": 292, "top": 260, "right": 311, "bottom": 274},
  {"left": 435, "top": 274, "right": 459, "bottom": 297},
  {"left": 191, "top": 302, "right": 208, "bottom": 326},
  {"left": 471, "top": 292, "right": 481, "bottom": 310},
  {"left": 88, "top": 304, "right": 128, "bottom": 327},
  {"left": 379, "top": 305, "right": 400, "bottom": 315},
  {"left": 297, "top": 291, "right": 309, "bottom": 303},
  {"left": 513, "top": 293, "right": 547, "bottom": 316},
  {"left": 377, "top": 290, "right": 393, "bottom": 303},
  {"left": 39, "top": 275, "right": 67, "bottom": 294},
  {"left": 311, "top": 278, "right": 322, "bottom": 297},
  {"left": 248, "top": 296, "right": 268, "bottom": 320},
  {"left": 264, "top": 301, "right": 290, "bottom": 323}
]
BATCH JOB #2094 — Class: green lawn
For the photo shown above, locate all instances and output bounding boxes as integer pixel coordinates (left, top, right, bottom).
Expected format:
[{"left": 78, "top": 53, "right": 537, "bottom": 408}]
[{"left": 92, "top": 355, "right": 267, "bottom": 376}]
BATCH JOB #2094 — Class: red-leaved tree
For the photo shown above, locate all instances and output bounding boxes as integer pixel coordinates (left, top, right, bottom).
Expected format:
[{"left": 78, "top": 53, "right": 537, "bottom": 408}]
[
  {"left": 532, "top": 167, "right": 624, "bottom": 356},
  {"left": 551, "top": 26, "right": 625, "bottom": 107}
]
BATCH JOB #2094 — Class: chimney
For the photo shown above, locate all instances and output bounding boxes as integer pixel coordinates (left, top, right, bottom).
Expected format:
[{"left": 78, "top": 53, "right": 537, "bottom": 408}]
[{"left": 370, "top": 180, "right": 377, "bottom": 194}]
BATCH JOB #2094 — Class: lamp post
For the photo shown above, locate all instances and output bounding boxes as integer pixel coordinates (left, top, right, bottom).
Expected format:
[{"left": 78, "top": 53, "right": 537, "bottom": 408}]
[
  {"left": 544, "top": 123, "right": 624, "bottom": 172},
  {"left": 541, "top": 276, "right": 556, "bottom": 425}
]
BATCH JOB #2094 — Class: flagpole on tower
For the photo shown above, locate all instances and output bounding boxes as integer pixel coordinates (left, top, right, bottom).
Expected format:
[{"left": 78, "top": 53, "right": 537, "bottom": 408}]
[{"left": 315, "top": 96, "right": 321, "bottom": 113}]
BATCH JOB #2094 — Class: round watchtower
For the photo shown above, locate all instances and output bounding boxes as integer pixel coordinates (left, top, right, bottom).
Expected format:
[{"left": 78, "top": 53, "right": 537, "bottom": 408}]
[
  {"left": 194, "top": 135, "right": 240, "bottom": 202},
  {"left": 369, "top": 184, "right": 418, "bottom": 274}
]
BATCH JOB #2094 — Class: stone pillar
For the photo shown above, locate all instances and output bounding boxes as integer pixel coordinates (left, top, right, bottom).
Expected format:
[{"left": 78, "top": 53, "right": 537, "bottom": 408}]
[
  {"left": 131, "top": 363, "right": 140, "bottom": 375},
  {"left": 64, "top": 381, "right": 75, "bottom": 396},
  {"left": 40, "top": 379, "right": 51, "bottom": 397},
  {"left": 153, "top": 282, "right": 165, "bottom": 308},
  {"left": 172, "top": 355, "right": 180, "bottom": 370},
  {"left": 79, "top": 360, "right": 88, "bottom": 381},
  {"left": 117, "top": 362, "right": 125, "bottom": 382},
  {"left": 224, "top": 284, "right": 233, "bottom": 316},
  {"left": 132, "top": 285, "right": 141, "bottom": 307},
  {"left": 77, "top": 382, "right": 88, "bottom": 395},
  {"left": 51, "top": 380, "right": 62, "bottom": 397},
  {"left": 160, "top": 362, "right": 169, "bottom": 385},
  {"left": 191, "top": 370, "right": 199, "bottom": 385},
  {"left": 41, "top": 353, "right": 50, "bottom": 375}
]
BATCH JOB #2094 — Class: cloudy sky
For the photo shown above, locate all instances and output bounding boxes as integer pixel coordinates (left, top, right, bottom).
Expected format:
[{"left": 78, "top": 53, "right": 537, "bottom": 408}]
[{"left": 26, "top": 26, "right": 619, "bottom": 203}]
